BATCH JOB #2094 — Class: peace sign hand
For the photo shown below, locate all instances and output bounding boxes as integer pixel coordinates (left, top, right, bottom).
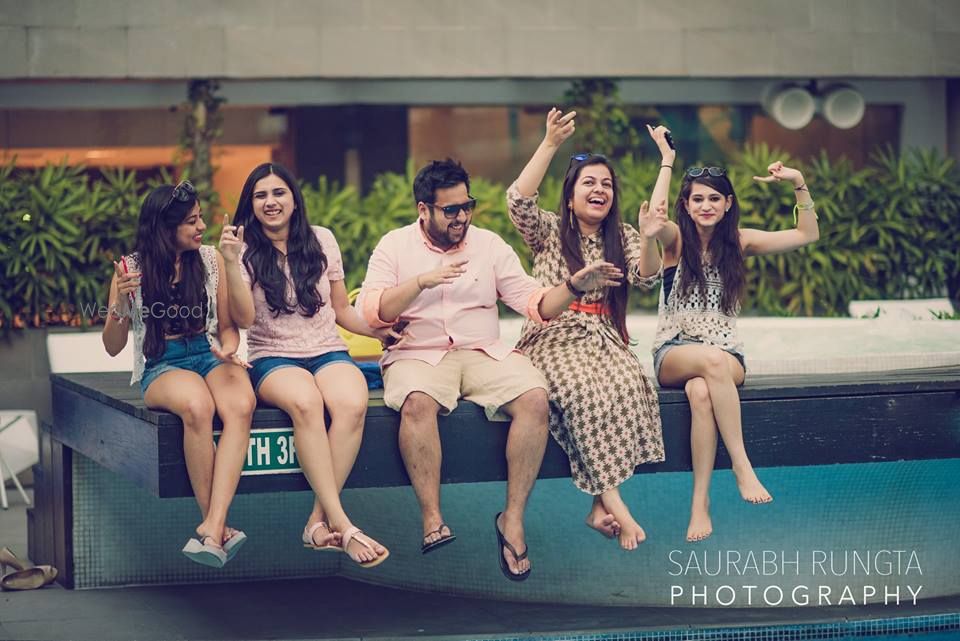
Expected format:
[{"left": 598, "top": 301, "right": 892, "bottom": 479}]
[
  {"left": 219, "top": 214, "right": 245, "bottom": 264},
  {"left": 638, "top": 200, "right": 669, "bottom": 240},
  {"left": 753, "top": 161, "right": 804, "bottom": 188},
  {"left": 543, "top": 108, "right": 576, "bottom": 148}
]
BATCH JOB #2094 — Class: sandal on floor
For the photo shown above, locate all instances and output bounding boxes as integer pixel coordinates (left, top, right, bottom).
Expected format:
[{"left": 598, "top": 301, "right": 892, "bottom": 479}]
[
  {"left": 421, "top": 523, "right": 457, "bottom": 554},
  {"left": 0, "top": 567, "right": 46, "bottom": 591},
  {"left": 1, "top": 546, "right": 57, "bottom": 585},
  {"left": 302, "top": 521, "right": 340, "bottom": 552},
  {"left": 182, "top": 535, "right": 226, "bottom": 569},
  {"left": 341, "top": 526, "right": 389, "bottom": 569},
  {"left": 494, "top": 512, "right": 531, "bottom": 582},
  {"left": 223, "top": 528, "right": 247, "bottom": 562}
]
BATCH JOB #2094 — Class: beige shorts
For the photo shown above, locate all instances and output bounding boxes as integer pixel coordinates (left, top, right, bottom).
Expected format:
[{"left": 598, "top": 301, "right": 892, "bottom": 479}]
[{"left": 382, "top": 350, "right": 548, "bottom": 422}]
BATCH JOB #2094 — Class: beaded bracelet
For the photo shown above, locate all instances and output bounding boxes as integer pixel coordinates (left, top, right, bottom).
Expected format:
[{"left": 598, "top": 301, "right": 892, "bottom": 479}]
[{"left": 565, "top": 278, "right": 585, "bottom": 298}]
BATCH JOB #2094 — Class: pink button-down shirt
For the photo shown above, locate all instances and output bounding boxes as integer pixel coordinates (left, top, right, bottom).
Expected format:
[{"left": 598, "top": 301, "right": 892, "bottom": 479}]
[{"left": 358, "top": 221, "right": 550, "bottom": 367}]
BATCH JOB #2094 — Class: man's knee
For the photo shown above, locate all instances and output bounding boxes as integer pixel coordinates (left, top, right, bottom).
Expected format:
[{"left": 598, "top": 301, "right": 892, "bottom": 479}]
[
  {"left": 400, "top": 392, "right": 440, "bottom": 425},
  {"left": 508, "top": 387, "right": 549, "bottom": 425}
]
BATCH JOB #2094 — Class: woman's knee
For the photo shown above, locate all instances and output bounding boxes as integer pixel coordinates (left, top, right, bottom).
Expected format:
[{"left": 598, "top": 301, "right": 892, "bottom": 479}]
[
  {"left": 180, "top": 395, "right": 216, "bottom": 430},
  {"left": 684, "top": 377, "right": 711, "bottom": 410},
  {"left": 702, "top": 348, "right": 730, "bottom": 380},
  {"left": 285, "top": 392, "right": 325, "bottom": 423},
  {"left": 329, "top": 395, "right": 367, "bottom": 431}
]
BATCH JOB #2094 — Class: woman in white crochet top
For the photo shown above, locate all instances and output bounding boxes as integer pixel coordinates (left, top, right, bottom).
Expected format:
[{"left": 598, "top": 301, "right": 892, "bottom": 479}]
[
  {"left": 650, "top": 160, "right": 820, "bottom": 542},
  {"left": 102, "top": 181, "right": 255, "bottom": 568}
]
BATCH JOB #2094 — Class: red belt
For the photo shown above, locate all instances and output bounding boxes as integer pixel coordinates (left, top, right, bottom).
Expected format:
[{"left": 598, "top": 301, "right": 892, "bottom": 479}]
[{"left": 568, "top": 301, "right": 609, "bottom": 315}]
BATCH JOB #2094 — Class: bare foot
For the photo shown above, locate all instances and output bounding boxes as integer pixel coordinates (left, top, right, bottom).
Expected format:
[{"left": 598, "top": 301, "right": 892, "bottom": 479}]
[
  {"left": 686, "top": 503, "right": 713, "bottom": 542},
  {"left": 585, "top": 505, "right": 621, "bottom": 539},
  {"left": 733, "top": 464, "right": 773, "bottom": 504},
  {"left": 617, "top": 521, "right": 646, "bottom": 551}
]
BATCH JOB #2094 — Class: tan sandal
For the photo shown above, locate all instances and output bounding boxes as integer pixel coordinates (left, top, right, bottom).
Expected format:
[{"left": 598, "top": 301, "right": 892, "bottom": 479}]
[
  {"left": 0, "top": 546, "right": 57, "bottom": 586},
  {"left": 340, "top": 526, "right": 389, "bottom": 569},
  {"left": 302, "top": 521, "right": 340, "bottom": 552}
]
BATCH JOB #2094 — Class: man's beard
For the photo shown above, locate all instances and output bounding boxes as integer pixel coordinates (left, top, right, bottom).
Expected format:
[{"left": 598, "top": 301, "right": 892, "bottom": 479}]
[{"left": 425, "top": 217, "right": 468, "bottom": 250}]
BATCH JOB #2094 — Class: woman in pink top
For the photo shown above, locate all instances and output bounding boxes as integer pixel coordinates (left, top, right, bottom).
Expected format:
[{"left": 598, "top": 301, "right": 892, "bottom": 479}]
[{"left": 221, "top": 163, "right": 395, "bottom": 568}]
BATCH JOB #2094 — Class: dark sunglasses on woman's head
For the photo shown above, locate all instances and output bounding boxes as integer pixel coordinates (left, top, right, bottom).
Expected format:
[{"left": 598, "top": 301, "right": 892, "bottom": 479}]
[
  {"left": 161, "top": 180, "right": 197, "bottom": 213},
  {"left": 686, "top": 167, "right": 726, "bottom": 178},
  {"left": 427, "top": 198, "right": 478, "bottom": 219}
]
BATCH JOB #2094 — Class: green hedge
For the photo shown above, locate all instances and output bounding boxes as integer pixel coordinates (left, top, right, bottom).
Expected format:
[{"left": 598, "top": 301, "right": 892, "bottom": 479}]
[{"left": 2, "top": 146, "right": 958, "bottom": 328}]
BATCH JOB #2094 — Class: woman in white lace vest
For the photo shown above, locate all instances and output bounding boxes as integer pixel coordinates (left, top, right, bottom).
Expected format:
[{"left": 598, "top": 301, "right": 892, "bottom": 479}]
[
  {"left": 650, "top": 161, "right": 820, "bottom": 542},
  {"left": 102, "top": 181, "right": 256, "bottom": 568}
]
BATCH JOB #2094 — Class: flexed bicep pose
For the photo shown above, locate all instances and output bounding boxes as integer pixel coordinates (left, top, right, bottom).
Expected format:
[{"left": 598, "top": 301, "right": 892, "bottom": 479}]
[
  {"left": 102, "top": 182, "right": 256, "bottom": 568},
  {"left": 652, "top": 160, "right": 820, "bottom": 542},
  {"left": 505, "top": 109, "right": 672, "bottom": 551},
  {"left": 223, "top": 163, "right": 392, "bottom": 568}
]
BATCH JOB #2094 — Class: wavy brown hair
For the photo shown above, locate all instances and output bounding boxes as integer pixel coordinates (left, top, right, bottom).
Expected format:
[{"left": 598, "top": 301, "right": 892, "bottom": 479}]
[
  {"left": 675, "top": 173, "right": 745, "bottom": 313},
  {"left": 558, "top": 155, "right": 630, "bottom": 343}
]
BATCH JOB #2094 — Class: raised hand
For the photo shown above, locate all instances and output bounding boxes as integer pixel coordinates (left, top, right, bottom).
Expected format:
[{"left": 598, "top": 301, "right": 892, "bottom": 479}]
[
  {"left": 418, "top": 259, "right": 469, "bottom": 289},
  {"left": 753, "top": 161, "right": 804, "bottom": 188},
  {"left": 638, "top": 200, "right": 669, "bottom": 240},
  {"left": 211, "top": 344, "right": 251, "bottom": 369},
  {"left": 570, "top": 261, "right": 624, "bottom": 292},
  {"left": 646, "top": 124, "right": 676, "bottom": 165},
  {"left": 219, "top": 214, "right": 244, "bottom": 264},
  {"left": 544, "top": 107, "right": 576, "bottom": 148},
  {"left": 113, "top": 261, "right": 140, "bottom": 311}
]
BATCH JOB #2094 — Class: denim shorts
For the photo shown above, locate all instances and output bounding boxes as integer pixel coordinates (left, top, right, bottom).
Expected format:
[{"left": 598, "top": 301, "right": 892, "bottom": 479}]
[
  {"left": 248, "top": 350, "right": 357, "bottom": 393},
  {"left": 652, "top": 337, "right": 746, "bottom": 381},
  {"left": 140, "top": 333, "right": 223, "bottom": 396}
]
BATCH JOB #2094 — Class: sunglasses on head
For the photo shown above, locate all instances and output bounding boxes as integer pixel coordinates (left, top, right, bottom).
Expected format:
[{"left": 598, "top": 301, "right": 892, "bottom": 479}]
[
  {"left": 686, "top": 167, "right": 726, "bottom": 178},
  {"left": 162, "top": 180, "right": 197, "bottom": 213},
  {"left": 427, "top": 198, "right": 477, "bottom": 219}
]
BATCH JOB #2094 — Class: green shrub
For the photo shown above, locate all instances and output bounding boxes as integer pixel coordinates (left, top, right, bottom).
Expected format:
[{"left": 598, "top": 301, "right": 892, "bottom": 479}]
[{"left": 2, "top": 148, "right": 958, "bottom": 328}]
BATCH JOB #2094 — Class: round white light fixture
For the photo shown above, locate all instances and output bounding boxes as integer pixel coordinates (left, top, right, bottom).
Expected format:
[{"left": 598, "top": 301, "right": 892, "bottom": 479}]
[
  {"left": 763, "top": 84, "right": 816, "bottom": 130},
  {"left": 822, "top": 85, "right": 866, "bottom": 129}
]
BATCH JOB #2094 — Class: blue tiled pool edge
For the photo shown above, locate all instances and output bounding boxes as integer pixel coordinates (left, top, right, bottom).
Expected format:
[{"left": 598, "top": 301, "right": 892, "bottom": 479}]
[{"left": 461, "top": 612, "right": 960, "bottom": 641}]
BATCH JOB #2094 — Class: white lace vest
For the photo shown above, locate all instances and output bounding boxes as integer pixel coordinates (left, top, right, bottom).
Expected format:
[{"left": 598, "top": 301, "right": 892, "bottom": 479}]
[{"left": 125, "top": 245, "right": 221, "bottom": 385}]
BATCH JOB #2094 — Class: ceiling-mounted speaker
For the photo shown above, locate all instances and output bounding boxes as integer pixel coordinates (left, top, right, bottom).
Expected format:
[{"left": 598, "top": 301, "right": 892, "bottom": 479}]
[
  {"left": 821, "top": 85, "right": 866, "bottom": 129},
  {"left": 762, "top": 84, "right": 816, "bottom": 130}
]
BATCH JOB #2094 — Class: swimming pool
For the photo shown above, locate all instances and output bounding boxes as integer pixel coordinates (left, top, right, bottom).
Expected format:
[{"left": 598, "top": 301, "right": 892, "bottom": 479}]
[{"left": 500, "top": 315, "right": 960, "bottom": 375}]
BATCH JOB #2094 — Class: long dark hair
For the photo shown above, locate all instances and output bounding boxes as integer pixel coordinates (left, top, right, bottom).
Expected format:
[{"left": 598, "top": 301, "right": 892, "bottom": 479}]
[
  {"left": 675, "top": 174, "right": 745, "bottom": 313},
  {"left": 133, "top": 185, "right": 205, "bottom": 360},
  {"left": 233, "top": 163, "right": 327, "bottom": 317},
  {"left": 558, "top": 156, "right": 630, "bottom": 343}
]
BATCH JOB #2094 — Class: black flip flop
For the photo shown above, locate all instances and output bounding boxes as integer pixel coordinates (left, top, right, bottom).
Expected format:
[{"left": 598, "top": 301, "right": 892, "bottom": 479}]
[
  {"left": 494, "top": 512, "right": 531, "bottom": 582},
  {"left": 421, "top": 523, "right": 457, "bottom": 554}
]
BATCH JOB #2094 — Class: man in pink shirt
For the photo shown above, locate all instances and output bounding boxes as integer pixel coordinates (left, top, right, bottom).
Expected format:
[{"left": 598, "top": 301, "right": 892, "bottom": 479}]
[{"left": 358, "top": 159, "right": 622, "bottom": 581}]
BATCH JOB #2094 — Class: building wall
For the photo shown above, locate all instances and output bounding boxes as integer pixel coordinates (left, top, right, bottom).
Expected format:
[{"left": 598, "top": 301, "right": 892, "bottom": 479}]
[{"left": 1, "top": 0, "right": 958, "bottom": 80}]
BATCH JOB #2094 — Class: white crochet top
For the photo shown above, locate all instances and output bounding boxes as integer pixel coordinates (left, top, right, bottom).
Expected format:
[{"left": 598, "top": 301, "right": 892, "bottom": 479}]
[
  {"left": 652, "top": 260, "right": 743, "bottom": 356},
  {"left": 125, "top": 245, "right": 221, "bottom": 385}
]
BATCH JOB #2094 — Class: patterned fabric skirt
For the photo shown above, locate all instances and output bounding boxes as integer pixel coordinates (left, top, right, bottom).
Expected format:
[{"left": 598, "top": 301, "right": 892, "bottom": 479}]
[{"left": 518, "top": 316, "right": 665, "bottom": 495}]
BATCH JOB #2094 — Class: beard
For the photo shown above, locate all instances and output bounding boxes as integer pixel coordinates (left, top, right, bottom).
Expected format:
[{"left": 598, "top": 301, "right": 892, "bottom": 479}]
[{"left": 424, "top": 215, "right": 469, "bottom": 250}]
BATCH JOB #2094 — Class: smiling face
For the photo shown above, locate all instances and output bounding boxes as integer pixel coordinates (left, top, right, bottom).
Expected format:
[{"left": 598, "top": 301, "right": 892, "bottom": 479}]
[
  {"left": 685, "top": 181, "right": 733, "bottom": 229},
  {"left": 174, "top": 202, "right": 205, "bottom": 252},
  {"left": 567, "top": 163, "right": 614, "bottom": 233},
  {"left": 418, "top": 182, "right": 472, "bottom": 250},
  {"left": 252, "top": 173, "right": 296, "bottom": 233}
]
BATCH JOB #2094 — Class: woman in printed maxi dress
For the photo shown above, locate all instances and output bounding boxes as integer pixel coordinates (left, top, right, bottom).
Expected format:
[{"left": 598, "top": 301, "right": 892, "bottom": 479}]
[{"left": 505, "top": 109, "right": 672, "bottom": 550}]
